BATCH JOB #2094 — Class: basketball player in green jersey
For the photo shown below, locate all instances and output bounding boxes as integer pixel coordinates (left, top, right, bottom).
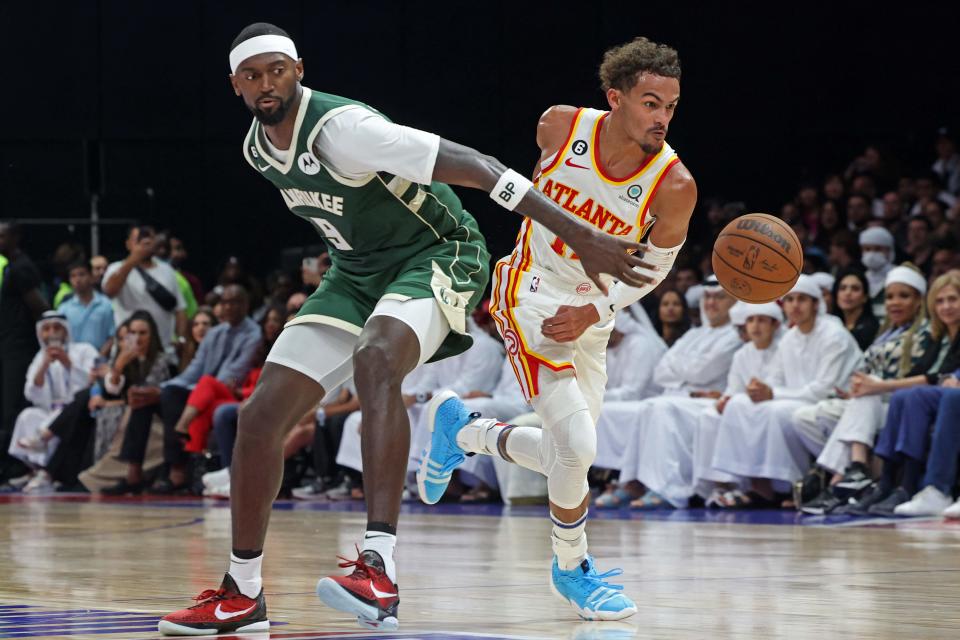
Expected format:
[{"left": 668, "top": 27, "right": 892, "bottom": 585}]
[{"left": 158, "top": 23, "right": 657, "bottom": 635}]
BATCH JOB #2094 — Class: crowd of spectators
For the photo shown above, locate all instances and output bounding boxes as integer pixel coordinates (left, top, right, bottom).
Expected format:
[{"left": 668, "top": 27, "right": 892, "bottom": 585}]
[{"left": 0, "top": 128, "right": 958, "bottom": 521}]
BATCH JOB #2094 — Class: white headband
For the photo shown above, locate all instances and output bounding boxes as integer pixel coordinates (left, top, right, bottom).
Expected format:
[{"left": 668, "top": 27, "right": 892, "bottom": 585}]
[
  {"left": 885, "top": 265, "right": 928, "bottom": 296},
  {"left": 786, "top": 274, "right": 822, "bottom": 300},
  {"left": 230, "top": 34, "right": 299, "bottom": 74}
]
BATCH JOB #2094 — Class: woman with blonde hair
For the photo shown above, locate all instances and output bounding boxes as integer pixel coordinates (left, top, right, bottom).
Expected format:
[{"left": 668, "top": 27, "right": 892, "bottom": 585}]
[
  {"left": 800, "top": 264, "right": 933, "bottom": 513},
  {"left": 861, "top": 271, "right": 960, "bottom": 516}
]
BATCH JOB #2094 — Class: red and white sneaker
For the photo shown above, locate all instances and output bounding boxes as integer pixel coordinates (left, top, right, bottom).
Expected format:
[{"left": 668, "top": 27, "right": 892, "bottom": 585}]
[
  {"left": 158, "top": 573, "right": 268, "bottom": 636},
  {"left": 316, "top": 546, "right": 400, "bottom": 630}
]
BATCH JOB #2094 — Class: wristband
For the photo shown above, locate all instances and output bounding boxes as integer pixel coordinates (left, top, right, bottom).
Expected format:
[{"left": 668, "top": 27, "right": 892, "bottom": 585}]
[{"left": 490, "top": 169, "right": 533, "bottom": 211}]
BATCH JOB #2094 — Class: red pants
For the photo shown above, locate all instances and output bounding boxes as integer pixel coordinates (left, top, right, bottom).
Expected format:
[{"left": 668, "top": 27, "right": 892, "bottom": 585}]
[{"left": 185, "top": 375, "right": 237, "bottom": 453}]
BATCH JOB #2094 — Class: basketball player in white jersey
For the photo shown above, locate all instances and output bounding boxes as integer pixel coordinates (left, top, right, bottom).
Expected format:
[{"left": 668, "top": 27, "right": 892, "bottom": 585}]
[{"left": 418, "top": 37, "right": 697, "bottom": 620}]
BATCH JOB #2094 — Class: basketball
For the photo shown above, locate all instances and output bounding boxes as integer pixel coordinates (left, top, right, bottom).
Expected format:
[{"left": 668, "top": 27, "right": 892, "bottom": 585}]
[{"left": 712, "top": 213, "right": 803, "bottom": 303}]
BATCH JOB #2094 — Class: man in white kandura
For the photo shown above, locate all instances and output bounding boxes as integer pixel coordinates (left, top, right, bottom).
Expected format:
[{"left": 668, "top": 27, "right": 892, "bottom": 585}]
[
  {"left": 710, "top": 275, "right": 863, "bottom": 507},
  {"left": 416, "top": 37, "right": 698, "bottom": 620}
]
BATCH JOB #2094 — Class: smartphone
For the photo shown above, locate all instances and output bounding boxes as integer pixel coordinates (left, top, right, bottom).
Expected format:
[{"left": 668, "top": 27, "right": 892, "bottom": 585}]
[
  {"left": 123, "top": 333, "right": 138, "bottom": 350},
  {"left": 302, "top": 257, "right": 319, "bottom": 274}
]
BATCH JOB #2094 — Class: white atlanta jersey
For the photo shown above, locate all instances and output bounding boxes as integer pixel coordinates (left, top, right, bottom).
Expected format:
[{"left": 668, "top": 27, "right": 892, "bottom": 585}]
[
  {"left": 489, "top": 107, "right": 680, "bottom": 402},
  {"left": 520, "top": 107, "right": 679, "bottom": 288}
]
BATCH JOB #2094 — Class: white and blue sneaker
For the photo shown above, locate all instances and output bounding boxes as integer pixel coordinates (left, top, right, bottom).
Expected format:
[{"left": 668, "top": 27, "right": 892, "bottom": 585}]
[
  {"left": 416, "top": 389, "right": 476, "bottom": 505},
  {"left": 551, "top": 555, "right": 637, "bottom": 620}
]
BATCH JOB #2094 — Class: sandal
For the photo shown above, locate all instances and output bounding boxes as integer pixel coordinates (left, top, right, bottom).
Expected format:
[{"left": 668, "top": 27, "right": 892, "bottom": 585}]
[
  {"left": 629, "top": 491, "right": 674, "bottom": 511},
  {"left": 718, "top": 490, "right": 777, "bottom": 510},
  {"left": 595, "top": 487, "right": 632, "bottom": 509}
]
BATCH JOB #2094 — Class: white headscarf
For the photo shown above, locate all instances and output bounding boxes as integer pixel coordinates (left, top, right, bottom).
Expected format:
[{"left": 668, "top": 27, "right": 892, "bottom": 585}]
[{"left": 885, "top": 265, "right": 928, "bottom": 295}]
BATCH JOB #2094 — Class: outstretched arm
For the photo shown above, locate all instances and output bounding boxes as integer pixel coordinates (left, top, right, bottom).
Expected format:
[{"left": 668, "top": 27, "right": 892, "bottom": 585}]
[{"left": 431, "top": 139, "right": 654, "bottom": 294}]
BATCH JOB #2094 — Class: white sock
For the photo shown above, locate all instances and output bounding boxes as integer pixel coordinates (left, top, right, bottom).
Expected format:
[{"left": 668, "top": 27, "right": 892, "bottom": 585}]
[
  {"left": 551, "top": 510, "right": 588, "bottom": 571},
  {"left": 228, "top": 553, "right": 263, "bottom": 598},
  {"left": 362, "top": 531, "right": 397, "bottom": 583},
  {"left": 455, "top": 418, "right": 502, "bottom": 454}
]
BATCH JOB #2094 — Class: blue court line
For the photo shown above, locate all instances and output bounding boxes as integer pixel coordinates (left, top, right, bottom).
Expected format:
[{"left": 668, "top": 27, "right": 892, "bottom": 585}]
[
  {"left": 0, "top": 611, "right": 151, "bottom": 619},
  {"left": 0, "top": 617, "right": 158, "bottom": 628},
  {"left": 0, "top": 620, "right": 158, "bottom": 632},
  {"left": 0, "top": 627, "right": 156, "bottom": 638}
]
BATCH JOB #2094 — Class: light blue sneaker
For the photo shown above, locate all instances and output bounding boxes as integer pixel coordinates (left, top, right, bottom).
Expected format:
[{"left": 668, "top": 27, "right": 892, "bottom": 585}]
[
  {"left": 551, "top": 555, "right": 638, "bottom": 620},
  {"left": 416, "top": 389, "right": 475, "bottom": 505}
]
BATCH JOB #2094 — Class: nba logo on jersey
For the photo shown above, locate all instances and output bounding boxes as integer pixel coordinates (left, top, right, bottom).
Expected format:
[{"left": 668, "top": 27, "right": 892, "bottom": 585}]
[
  {"left": 529, "top": 276, "right": 541, "bottom": 293},
  {"left": 298, "top": 152, "right": 321, "bottom": 175}
]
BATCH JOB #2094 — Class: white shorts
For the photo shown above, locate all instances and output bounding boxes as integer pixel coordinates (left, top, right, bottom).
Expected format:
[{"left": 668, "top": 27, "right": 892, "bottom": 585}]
[
  {"left": 490, "top": 262, "right": 610, "bottom": 419},
  {"left": 266, "top": 296, "right": 450, "bottom": 394}
]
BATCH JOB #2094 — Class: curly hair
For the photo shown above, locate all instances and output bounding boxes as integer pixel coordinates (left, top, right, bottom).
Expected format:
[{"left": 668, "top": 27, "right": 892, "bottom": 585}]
[{"left": 598, "top": 37, "right": 681, "bottom": 92}]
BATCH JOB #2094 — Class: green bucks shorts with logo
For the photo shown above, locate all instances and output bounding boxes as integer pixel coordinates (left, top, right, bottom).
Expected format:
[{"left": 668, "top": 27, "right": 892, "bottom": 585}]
[{"left": 288, "top": 215, "right": 490, "bottom": 363}]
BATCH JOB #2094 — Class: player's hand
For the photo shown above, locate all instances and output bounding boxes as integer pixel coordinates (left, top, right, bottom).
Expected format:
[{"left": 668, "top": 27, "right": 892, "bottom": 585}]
[
  {"left": 542, "top": 304, "right": 600, "bottom": 343},
  {"left": 746, "top": 377, "right": 772, "bottom": 403},
  {"left": 568, "top": 231, "right": 657, "bottom": 295}
]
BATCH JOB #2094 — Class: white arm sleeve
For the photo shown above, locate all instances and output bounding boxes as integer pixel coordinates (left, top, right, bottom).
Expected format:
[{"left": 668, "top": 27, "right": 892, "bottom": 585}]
[
  {"left": 592, "top": 240, "right": 684, "bottom": 324},
  {"left": 314, "top": 108, "right": 441, "bottom": 185}
]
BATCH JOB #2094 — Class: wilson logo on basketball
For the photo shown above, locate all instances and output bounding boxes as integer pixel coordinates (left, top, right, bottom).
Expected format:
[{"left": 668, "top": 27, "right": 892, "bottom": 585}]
[{"left": 736, "top": 219, "right": 792, "bottom": 253}]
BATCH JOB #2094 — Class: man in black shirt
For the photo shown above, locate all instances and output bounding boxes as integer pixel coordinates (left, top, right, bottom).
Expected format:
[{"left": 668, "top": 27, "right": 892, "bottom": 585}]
[{"left": 0, "top": 222, "right": 49, "bottom": 481}]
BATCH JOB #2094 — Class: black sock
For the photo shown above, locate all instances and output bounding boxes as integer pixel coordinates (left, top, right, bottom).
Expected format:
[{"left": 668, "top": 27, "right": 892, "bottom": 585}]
[
  {"left": 901, "top": 457, "right": 924, "bottom": 495},
  {"left": 232, "top": 548, "right": 263, "bottom": 560},
  {"left": 878, "top": 456, "right": 900, "bottom": 493},
  {"left": 366, "top": 521, "right": 396, "bottom": 536}
]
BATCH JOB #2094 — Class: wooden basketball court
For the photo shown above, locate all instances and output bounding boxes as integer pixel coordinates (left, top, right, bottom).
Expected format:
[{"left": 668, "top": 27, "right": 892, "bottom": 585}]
[{"left": 2, "top": 495, "right": 960, "bottom": 639}]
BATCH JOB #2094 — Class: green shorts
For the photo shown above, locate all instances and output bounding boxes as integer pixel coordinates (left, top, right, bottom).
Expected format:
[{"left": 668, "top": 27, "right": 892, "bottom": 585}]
[{"left": 289, "top": 217, "right": 490, "bottom": 363}]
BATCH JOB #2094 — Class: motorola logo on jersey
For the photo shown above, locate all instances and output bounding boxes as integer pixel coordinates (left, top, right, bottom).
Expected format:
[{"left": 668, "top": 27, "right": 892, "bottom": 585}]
[
  {"left": 571, "top": 140, "right": 588, "bottom": 155},
  {"left": 298, "top": 152, "right": 321, "bottom": 175}
]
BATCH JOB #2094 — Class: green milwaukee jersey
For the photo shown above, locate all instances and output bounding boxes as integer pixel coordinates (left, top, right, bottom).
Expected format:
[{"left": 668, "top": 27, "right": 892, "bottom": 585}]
[{"left": 242, "top": 87, "right": 490, "bottom": 361}]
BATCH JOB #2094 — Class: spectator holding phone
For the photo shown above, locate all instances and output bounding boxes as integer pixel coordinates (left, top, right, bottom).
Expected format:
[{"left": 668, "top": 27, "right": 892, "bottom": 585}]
[
  {"left": 8, "top": 311, "right": 98, "bottom": 491},
  {"left": 102, "top": 225, "right": 187, "bottom": 355}
]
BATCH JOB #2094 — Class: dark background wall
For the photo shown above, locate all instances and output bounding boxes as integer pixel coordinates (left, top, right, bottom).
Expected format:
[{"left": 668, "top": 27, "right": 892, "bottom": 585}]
[{"left": 1, "top": 1, "right": 958, "bottom": 283}]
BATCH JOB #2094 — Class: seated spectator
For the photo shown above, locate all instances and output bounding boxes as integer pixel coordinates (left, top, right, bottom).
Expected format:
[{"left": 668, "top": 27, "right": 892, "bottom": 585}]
[
  {"left": 895, "top": 382, "right": 960, "bottom": 517},
  {"left": 652, "top": 289, "right": 691, "bottom": 347},
  {"left": 813, "top": 200, "right": 845, "bottom": 252},
  {"left": 673, "top": 266, "right": 702, "bottom": 296},
  {"left": 798, "top": 265, "right": 932, "bottom": 513},
  {"left": 931, "top": 241, "right": 960, "bottom": 279},
  {"left": 253, "top": 269, "right": 295, "bottom": 322},
  {"left": 904, "top": 216, "right": 935, "bottom": 275},
  {"left": 846, "top": 194, "right": 872, "bottom": 233},
  {"left": 600, "top": 278, "right": 741, "bottom": 509},
  {"left": 838, "top": 271, "right": 960, "bottom": 515},
  {"left": 95, "top": 311, "right": 172, "bottom": 495},
  {"left": 103, "top": 225, "right": 187, "bottom": 354},
  {"left": 285, "top": 382, "right": 361, "bottom": 500},
  {"left": 694, "top": 303, "right": 783, "bottom": 507},
  {"left": 860, "top": 226, "right": 895, "bottom": 320},
  {"left": 173, "top": 305, "right": 283, "bottom": 453},
  {"left": 831, "top": 268, "right": 880, "bottom": 351},
  {"left": 153, "top": 230, "right": 197, "bottom": 320},
  {"left": 110, "top": 284, "right": 261, "bottom": 494},
  {"left": 36, "top": 315, "right": 170, "bottom": 491},
  {"left": 811, "top": 272, "right": 836, "bottom": 314},
  {"left": 9, "top": 311, "right": 99, "bottom": 491},
  {"left": 828, "top": 230, "right": 859, "bottom": 274},
  {"left": 178, "top": 307, "right": 217, "bottom": 372},
  {"left": 710, "top": 275, "right": 862, "bottom": 508},
  {"left": 58, "top": 261, "right": 115, "bottom": 352}
]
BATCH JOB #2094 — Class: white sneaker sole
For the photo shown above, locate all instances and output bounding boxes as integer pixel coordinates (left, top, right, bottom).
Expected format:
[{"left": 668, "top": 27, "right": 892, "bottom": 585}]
[
  {"left": 416, "top": 389, "right": 460, "bottom": 505},
  {"left": 157, "top": 619, "right": 269, "bottom": 636},
  {"left": 550, "top": 574, "right": 638, "bottom": 621},
  {"left": 316, "top": 577, "right": 398, "bottom": 630}
]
